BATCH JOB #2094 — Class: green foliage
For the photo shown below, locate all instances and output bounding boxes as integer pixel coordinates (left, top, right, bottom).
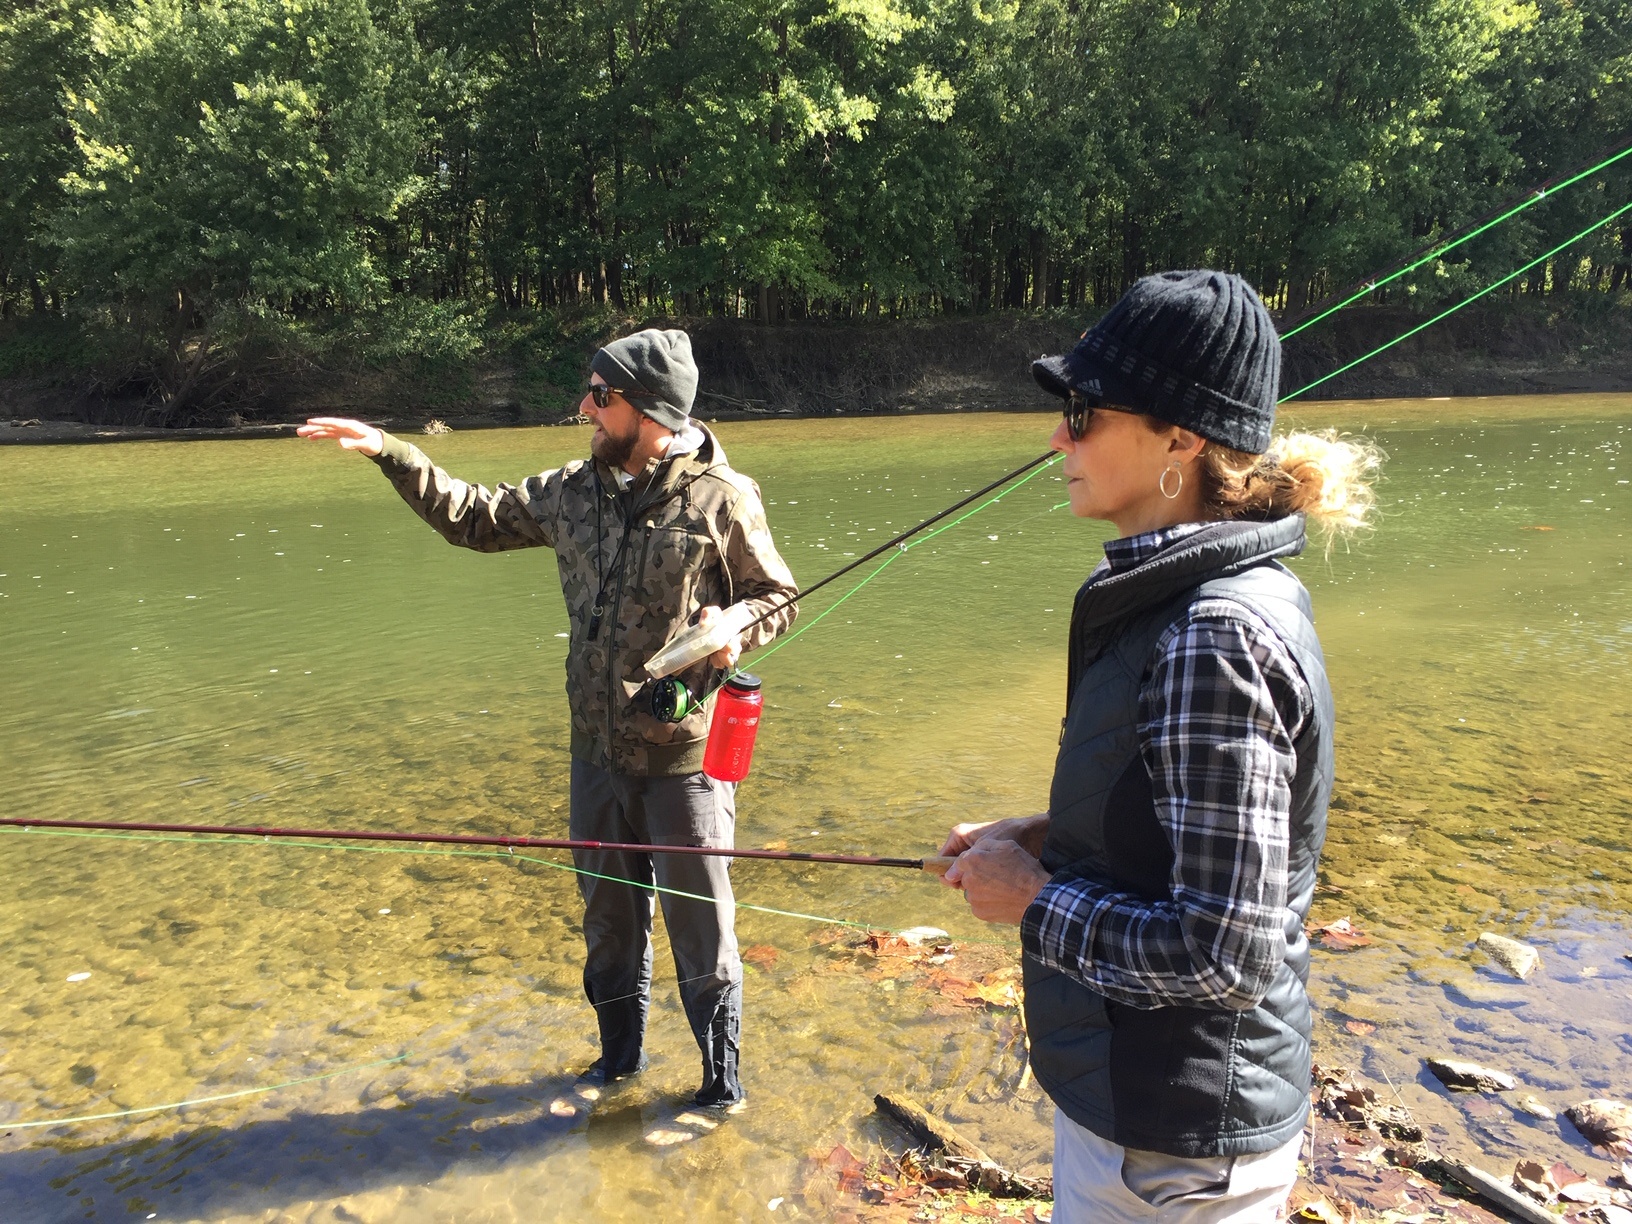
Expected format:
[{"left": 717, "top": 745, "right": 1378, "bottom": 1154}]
[
  {"left": 0, "top": 316, "right": 97, "bottom": 378},
  {"left": 55, "top": 0, "right": 420, "bottom": 310},
  {"left": 344, "top": 298, "right": 487, "bottom": 365},
  {"left": 1, "top": 0, "right": 1628, "bottom": 408},
  {"left": 0, "top": 0, "right": 89, "bottom": 309}
]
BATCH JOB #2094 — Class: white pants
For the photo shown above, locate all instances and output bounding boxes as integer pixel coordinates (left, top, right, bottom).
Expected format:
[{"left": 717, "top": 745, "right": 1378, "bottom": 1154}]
[{"left": 1051, "top": 1108, "right": 1303, "bottom": 1223}]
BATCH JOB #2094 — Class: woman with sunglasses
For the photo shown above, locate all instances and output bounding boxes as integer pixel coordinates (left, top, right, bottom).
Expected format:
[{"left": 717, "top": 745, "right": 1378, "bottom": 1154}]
[{"left": 940, "top": 271, "right": 1379, "bottom": 1222}]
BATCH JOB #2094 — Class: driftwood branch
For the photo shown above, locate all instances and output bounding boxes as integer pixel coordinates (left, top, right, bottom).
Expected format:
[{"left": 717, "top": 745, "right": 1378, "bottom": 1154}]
[
  {"left": 873, "top": 1093, "right": 991, "bottom": 1162},
  {"left": 1431, "top": 1156, "right": 1558, "bottom": 1224},
  {"left": 873, "top": 1092, "right": 1053, "bottom": 1200}
]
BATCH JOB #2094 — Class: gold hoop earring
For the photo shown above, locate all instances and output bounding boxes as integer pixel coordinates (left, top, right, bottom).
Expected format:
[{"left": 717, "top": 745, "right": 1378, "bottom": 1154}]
[{"left": 1159, "top": 461, "right": 1184, "bottom": 500}]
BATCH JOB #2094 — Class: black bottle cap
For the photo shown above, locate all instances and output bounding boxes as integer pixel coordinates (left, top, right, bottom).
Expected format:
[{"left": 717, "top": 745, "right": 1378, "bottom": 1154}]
[{"left": 724, "top": 672, "right": 762, "bottom": 693}]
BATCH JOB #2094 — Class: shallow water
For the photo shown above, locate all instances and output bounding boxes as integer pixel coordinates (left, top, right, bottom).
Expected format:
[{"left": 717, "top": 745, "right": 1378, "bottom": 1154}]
[{"left": 1, "top": 396, "right": 1629, "bottom": 1222}]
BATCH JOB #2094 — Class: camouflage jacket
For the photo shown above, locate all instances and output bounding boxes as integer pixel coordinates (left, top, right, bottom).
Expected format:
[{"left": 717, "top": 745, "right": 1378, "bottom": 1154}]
[{"left": 372, "top": 426, "right": 798, "bottom": 775}]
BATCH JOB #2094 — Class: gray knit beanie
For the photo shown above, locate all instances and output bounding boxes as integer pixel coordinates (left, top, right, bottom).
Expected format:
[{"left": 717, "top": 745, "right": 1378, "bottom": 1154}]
[
  {"left": 1032, "top": 270, "right": 1282, "bottom": 453},
  {"left": 591, "top": 328, "right": 698, "bottom": 431}
]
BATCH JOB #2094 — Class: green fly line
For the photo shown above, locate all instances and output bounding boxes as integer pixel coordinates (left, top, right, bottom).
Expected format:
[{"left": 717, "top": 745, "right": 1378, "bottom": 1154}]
[
  {"left": 1282, "top": 195, "right": 1632, "bottom": 402},
  {"left": 0, "top": 825, "right": 874, "bottom": 930},
  {"left": 1281, "top": 140, "right": 1632, "bottom": 341},
  {"left": 4, "top": 1054, "right": 410, "bottom": 1131},
  {"left": 746, "top": 452, "right": 1065, "bottom": 668},
  {"left": 0, "top": 823, "right": 890, "bottom": 1132}
]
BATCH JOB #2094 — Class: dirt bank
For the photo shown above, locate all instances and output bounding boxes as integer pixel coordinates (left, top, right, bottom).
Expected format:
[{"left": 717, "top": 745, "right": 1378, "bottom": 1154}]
[{"left": 4, "top": 298, "right": 1629, "bottom": 442}]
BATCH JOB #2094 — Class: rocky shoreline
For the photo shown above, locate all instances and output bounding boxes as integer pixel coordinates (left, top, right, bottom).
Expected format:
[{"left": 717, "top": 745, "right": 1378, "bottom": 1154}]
[{"left": 790, "top": 927, "right": 1632, "bottom": 1223}]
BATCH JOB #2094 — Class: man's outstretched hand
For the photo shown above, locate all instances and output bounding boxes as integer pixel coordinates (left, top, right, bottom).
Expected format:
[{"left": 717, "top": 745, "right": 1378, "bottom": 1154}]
[{"left": 298, "top": 417, "right": 383, "bottom": 457}]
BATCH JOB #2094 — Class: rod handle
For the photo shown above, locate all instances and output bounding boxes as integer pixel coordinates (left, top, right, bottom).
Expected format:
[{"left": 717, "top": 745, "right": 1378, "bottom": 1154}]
[{"left": 920, "top": 856, "right": 956, "bottom": 875}]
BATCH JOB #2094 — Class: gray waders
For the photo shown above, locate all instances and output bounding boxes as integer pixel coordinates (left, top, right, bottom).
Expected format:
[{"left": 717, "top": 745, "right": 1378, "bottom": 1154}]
[{"left": 568, "top": 759, "right": 743, "bottom": 1104}]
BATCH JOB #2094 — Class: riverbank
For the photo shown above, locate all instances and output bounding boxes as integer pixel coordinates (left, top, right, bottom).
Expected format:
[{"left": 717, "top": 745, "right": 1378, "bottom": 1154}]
[{"left": 3, "top": 295, "right": 1629, "bottom": 441}]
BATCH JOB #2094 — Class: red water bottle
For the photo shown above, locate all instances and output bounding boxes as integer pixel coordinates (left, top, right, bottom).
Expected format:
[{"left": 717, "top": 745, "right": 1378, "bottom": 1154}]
[{"left": 703, "top": 673, "right": 763, "bottom": 782}]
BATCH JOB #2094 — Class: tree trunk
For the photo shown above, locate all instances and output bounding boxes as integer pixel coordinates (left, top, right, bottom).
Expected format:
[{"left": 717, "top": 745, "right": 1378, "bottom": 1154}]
[{"left": 1031, "top": 231, "right": 1049, "bottom": 310}]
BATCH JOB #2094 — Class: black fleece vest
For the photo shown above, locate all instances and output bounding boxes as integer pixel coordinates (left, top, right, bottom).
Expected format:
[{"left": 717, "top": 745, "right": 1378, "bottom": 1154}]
[{"left": 1023, "top": 516, "right": 1333, "bottom": 1158}]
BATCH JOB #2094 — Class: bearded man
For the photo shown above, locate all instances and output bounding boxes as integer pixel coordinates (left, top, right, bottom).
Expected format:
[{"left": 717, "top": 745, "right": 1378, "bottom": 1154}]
[{"left": 300, "top": 328, "right": 797, "bottom": 1115}]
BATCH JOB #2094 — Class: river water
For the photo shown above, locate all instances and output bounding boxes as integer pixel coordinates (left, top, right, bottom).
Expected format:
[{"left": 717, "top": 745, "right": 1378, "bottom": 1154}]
[{"left": 1, "top": 395, "right": 1629, "bottom": 1222}]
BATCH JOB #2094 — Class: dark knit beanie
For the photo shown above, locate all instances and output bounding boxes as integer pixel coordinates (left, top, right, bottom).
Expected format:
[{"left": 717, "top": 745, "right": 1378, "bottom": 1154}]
[
  {"left": 1032, "top": 270, "right": 1281, "bottom": 453},
  {"left": 591, "top": 328, "right": 698, "bottom": 431}
]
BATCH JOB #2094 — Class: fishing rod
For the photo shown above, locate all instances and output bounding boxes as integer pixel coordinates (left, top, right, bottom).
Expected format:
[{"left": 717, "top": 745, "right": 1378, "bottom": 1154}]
[
  {"left": 0, "top": 816, "right": 956, "bottom": 874},
  {"left": 750, "top": 450, "right": 1055, "bottom": 635},
  {"left": 1280, "top": 137, "right": 1632, "bottom": 339},
  {"left": 643, "top": 449, "right": 1057, "bottom": 722}
]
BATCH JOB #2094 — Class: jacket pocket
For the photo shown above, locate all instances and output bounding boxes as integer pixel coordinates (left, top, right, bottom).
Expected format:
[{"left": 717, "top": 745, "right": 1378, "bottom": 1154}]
[{"left": 639, "top": 525, "right": 712, "bottom": 617}]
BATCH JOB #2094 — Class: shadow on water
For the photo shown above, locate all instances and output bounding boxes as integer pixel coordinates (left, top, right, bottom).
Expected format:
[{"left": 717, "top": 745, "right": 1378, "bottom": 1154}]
[{"left": 0, "top": 1072, "right": 663, "bottom": 1221}]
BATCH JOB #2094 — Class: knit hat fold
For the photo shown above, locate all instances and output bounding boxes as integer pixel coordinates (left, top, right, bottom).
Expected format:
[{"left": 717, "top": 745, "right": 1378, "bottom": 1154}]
[
  {"left": 592, "top": 328, "right": 698, "bottom": 431},
  {"left": 1032, "top": 270, "right": 1281, "bottom": 453}
]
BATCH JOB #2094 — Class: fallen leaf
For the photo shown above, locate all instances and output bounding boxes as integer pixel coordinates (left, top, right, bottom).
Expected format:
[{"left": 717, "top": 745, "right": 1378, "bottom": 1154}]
[
  {"left": 1309, "top": 917, "right": 1374, "bottom": 951},
  {"left": 864, "top": 933, "right": 919, "bottom": 957},
  {"left": 1513, "top": 1159, "right": 1553, "bottom": 1202},
  {"left": 1549, "top": 1162, "right": 1585, "bottom": 1190},
  {"left": 964, "top": 980, "right": 1021, "bottom": 1008},
  {"left": 1295, "top": 1199, "right": 1349, "bottom": 1222},
  {"left": 742, "top": 945, "right": 781, "bottom": 970}
]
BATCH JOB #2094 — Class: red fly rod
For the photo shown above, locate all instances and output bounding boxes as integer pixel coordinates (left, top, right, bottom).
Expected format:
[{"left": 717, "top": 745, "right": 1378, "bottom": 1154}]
[{"left": 0, "top": 816, "right": 956, "bottom": 874}]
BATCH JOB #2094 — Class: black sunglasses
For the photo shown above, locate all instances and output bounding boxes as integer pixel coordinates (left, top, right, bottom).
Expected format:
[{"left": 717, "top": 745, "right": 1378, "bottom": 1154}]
[
  {"left": 587, "top": 383, "right": 628, "bottom": 409},
  {"left": 1063, "top": 391, "right": 1099, "bottom": 440}
]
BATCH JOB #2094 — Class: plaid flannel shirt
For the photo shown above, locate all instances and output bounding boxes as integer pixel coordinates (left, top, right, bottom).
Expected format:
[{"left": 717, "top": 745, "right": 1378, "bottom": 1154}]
[{"left": 1020, "top": 522, "right": 1314, "bottom": 1012}]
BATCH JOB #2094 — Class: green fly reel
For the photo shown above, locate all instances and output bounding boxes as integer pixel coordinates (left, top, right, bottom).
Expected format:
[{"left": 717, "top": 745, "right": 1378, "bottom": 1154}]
[{"left": 649, "top": 676, "right": 702, "bottom": 724}]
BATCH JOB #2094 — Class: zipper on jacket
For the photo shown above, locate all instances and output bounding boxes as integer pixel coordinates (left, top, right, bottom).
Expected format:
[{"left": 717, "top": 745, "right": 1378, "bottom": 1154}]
[{"left": 605, "top": 488, "right": 629, "bottom": 765}]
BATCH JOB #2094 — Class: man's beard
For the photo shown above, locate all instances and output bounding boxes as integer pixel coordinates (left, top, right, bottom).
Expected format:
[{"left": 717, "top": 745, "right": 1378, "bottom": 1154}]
[{"left": 591, "top": 417, "right": 641, "bottom": 469}]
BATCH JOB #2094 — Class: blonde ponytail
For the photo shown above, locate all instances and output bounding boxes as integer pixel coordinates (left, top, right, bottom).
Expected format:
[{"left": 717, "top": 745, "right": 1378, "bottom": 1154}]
[{"left": 1199, "top": 429, "right": 1383, "bottom": 535}]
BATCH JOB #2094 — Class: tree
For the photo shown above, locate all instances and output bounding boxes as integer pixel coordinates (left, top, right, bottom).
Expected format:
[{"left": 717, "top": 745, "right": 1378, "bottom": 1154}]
[
  {"left": 55, "top": 0, "right": 421, "bottom": 413},
  {"left": 0, "top": 0, "right": 88, "bottom": 316}
]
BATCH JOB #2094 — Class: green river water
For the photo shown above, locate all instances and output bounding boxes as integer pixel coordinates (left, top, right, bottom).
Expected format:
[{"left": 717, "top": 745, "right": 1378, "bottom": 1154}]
[{"left": 2, "top": 395, "right": 1630, "bottom": 1221}]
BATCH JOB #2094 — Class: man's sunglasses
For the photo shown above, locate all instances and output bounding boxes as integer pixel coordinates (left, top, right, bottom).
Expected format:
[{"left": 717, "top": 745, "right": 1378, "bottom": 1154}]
[{"left": 587, "top": 383, "right": 627, "bottom": 409}]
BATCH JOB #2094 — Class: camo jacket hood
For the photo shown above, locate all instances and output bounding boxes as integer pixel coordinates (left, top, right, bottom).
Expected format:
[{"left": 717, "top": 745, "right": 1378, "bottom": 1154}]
[{"left": 372, "top": 425, "right": 798, "bottom": 775}]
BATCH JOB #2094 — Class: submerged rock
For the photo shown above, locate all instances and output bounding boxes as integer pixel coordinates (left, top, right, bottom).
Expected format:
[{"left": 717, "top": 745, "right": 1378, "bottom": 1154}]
[
  {"left": 1515, "top": 1093, "right": 1557, "bottom": 1120},
  {"left": 1565, "top": 1099, "right": 1632, "bottom": 1151},
  {"left": 1427, "top": 1057, "right": 1517, "bottom": 1093},
  {"left": 1476, "top": 932, "right": 1541, "bottom": 980}
]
